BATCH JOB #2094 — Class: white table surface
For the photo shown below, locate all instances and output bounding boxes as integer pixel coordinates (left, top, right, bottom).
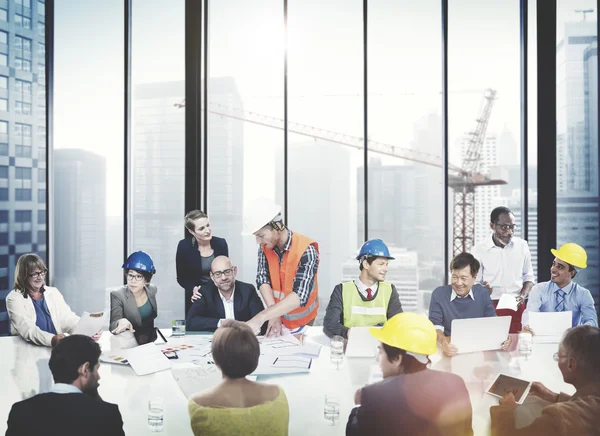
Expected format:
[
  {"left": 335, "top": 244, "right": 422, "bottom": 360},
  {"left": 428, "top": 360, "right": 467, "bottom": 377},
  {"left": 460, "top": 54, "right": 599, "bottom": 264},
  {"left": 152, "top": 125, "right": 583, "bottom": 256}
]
[{"left": 0, "top": 329, "right": 573, "bottom": 436}]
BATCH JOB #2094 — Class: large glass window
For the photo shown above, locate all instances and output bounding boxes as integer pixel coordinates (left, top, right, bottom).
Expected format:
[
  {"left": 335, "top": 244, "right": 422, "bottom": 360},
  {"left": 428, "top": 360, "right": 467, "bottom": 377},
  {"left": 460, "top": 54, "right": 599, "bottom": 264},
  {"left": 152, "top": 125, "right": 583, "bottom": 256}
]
[
  {"left": 130, "top": 0, "right": 185, "bottom": 324},
  {"left": 15, "top": 35, "right": 32, "bottom": 72},
  {"left": 527, "top": 0, "right": 538, "bottom": 278},
  {"left": 287, "top": 0, "right": 362, "bottom": 323},
  {"left": 449, "top": 0, "right": 522, "bottom": 258},
  {"left": 368, "top": 0, "right": 443, "bottom": 314},
  {"left": 208, "top": 0, "right": 284, "bottom": 288},
  {"left": 556, "top": 1, "right": 599, "bottom": 313},
  {"left": 54, "top": 0, "right": 123, "bottom": 317}
]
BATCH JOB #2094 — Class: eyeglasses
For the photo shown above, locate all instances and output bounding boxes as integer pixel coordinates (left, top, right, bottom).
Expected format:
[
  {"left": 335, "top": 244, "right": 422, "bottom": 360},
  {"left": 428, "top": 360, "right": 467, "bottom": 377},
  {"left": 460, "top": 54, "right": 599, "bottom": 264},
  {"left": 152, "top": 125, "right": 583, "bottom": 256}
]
[
  {"left": 212, "top": 268, "right": 234, "bottom": 279},
  {"left": 126, "top": 273, "right": 145, "bottom": 282},
  {"left": 28, "top": 270, "right": 47, "bottom": 279},
  {"left": 495, "top": 223, "right": 517, "bottom": 231}
]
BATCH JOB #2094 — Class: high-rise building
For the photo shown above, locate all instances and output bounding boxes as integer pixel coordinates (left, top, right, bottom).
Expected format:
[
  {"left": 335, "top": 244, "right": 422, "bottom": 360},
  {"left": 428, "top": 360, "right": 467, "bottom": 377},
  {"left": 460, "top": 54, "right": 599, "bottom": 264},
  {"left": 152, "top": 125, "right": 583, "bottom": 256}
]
[
  {"left": 0, "top": 2, "right": 47, "bottom": 331},
  {"left": 556, "top": 20, "right": 599, "bottom": 311},
  {"left": 132, "top": 80, "right": 185, "bottom": 324},
  {"left": 53, "top": 149, "right": 106, "bottom": 314}
]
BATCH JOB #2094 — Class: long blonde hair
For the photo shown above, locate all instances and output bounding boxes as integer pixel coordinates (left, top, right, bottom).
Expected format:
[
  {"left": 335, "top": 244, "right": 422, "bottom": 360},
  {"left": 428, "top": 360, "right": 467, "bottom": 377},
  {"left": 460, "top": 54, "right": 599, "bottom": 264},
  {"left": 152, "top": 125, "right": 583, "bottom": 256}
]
[{"left": 14, "top": 253, "right": 47, "bottom": 297}]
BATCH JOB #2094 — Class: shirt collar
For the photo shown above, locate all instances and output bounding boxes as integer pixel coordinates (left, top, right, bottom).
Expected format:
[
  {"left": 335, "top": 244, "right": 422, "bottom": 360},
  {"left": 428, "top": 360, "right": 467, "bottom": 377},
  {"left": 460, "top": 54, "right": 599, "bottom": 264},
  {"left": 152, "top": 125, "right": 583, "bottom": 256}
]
[
  {"left": 550, "top": 281, "right": 575, "bottom": 295},
  {"left": 450, "top": 288, "right": 474, "bottom": 301},
  {"left": 50, "top": 383, "right": 82, "bottom": 394},
  {"left": 275, "top": 229, "right": 293, "bottom": 254},
  {"left": 353, "top": 279, "right": 379, "bottom": 295},
  {"left": 219, "top": 285, "right": 235, "bottom": 304}
]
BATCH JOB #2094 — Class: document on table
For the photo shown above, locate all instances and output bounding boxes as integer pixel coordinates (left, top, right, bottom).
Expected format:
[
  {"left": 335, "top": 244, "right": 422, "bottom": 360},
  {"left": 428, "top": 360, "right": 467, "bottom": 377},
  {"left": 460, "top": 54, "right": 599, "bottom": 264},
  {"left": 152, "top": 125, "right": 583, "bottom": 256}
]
[
  {"left": 496, "top": 294, "right": 519, "bottom": 312},
  {"left": 172, "top": 364, "right": 221, "bottom": 399},
  {"left": 72, "top": 311, "right": 105, "bottom": 336},
  {"left": 124, "top": 343, "right": 172, "bottom": 376},
  {"left": 99, "top": 351, "right": 129, "bottom": 365},
  {"left": 345, "top": 326, "right": 379, "bottom": 357},
  {"left": 529, "top": 311, "right": 572, "bottom": 343},
  {"left": 451, "top": 316, "right": 511, "bottom": 353},
  {"left": 252, "top": 354, "right": 312, "bottom": 375},
  {"left": 259, "top": 337, "right": 321, "bottom": 357}
]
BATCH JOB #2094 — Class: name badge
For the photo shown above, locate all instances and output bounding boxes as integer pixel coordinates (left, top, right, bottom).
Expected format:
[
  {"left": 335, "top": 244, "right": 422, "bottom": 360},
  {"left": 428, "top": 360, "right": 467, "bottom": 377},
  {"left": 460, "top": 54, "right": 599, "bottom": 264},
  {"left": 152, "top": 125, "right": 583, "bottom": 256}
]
[{"left": 351, "top": 306, "right": 385, "bottom": 315}]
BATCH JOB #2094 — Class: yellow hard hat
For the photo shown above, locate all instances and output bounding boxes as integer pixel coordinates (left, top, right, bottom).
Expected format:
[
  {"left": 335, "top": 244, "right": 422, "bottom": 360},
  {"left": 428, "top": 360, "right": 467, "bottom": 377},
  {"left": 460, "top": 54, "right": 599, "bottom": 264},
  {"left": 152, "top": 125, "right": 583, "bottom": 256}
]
[
  {"left": 551, "top": 243, "right": 587, "bottom": 269},
  {"left": 370, "top": 312, "right": 437, "bottom": 356}
]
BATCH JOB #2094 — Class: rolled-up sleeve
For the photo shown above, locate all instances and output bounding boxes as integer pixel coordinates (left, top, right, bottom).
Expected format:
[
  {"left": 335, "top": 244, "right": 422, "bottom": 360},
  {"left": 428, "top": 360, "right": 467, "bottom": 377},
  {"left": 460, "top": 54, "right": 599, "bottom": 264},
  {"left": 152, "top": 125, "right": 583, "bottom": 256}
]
[
  {"left": 521, "top": 241, "right": 535, "bottom": 284},
  {"left": 292, "top": 244, "right": 319, "bottom": 306},
  {"left": 255, "top": 245, "right": 271, "bottom": 289}
]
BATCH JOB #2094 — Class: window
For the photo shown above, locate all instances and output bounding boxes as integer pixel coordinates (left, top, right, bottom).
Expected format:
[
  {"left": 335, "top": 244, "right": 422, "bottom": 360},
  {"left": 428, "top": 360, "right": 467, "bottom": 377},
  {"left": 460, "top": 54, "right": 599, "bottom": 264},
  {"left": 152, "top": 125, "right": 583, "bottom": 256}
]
[
  {"left": 15, "top": 188, "right": 31, "bottom": 201},
  {"left": 38, "top": 63, "right": 45, "bottom": 80},
  {"left": 15, "top": 231, "right": 31, "bottom": 244},
  {"left": 38, "top": 167, "right": 45, "bottom": 181},
  {"left": 38, "top": 1, "right": 45, "bottom": 17},
  {"left": 37, "top": 209, "right": 45, "bottom": 224},
  {"left": 0, "top": 211, "right": 8, "bottom": 223},
  {"left": 15, "top": 167, "right": 32, "bottom": 180},
  {"left": 0, "top": 31, "right": 7, "bottom": 67},
  {"left": 15, "top": 210, "right": 32, "bottom": 223},
  {"left": 130, "top": 0, "right": 184, "bottom": 324},
  {"left": 0, "top": 165, "right": 7, "bottom": 178},
  {"left": 0, "top": 31, "right": 7, "bottom": 45},
  {"left": 15, "top": 123, "right": 32, "bottom": 157},
  {"left": 0, "top": 9, "right": 7, "bottom": 22},
  {"left": 38, "top": 21, "right": 45, "bottom": 37},
  {"left": 0, "top": 233, "right": 8, "bottom": 244},
  {"left": 0, "top": 76, "right": 7, "bottom": 89},
  {"left": 15, "top": 14, "right": 32, "bottom": 29},
  {"left": 15, "top": 79, "right": 32, "bottom": 115},
  {"left": 0, "top": 98, "right": 7, "bottom": 112},
  {"left": 37, "top": 188, "right": 45, "bottom": 203},
  {"left": 0, "top": 188, "right": 8, "bottom": 201},
  {"left": 0, "top": 255, "right": 8, "bottom": 268},
  {"left": 37, "top": 42, "right": 45, "bottom": 59},
  {"left": 15, "top": 36, "right": 32, "bottom": 72},
  {"left": 16, "top": 0, "right": 32, "bottom": 7},
  {"left": 37, "top": 230, "right": 45, "bottom": 243}
]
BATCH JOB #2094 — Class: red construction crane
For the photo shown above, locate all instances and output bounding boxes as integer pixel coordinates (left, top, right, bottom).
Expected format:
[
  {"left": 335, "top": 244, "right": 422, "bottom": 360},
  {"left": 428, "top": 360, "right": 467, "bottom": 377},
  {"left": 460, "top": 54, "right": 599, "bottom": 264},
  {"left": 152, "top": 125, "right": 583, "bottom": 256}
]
[{"left": 175, "top": 88, "right": 505, "bottom": 254}]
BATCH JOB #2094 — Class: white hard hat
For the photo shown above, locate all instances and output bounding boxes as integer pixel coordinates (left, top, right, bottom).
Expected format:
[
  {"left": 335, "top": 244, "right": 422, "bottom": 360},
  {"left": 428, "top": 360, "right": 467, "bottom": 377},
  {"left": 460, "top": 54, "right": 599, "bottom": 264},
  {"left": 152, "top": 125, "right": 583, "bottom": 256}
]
[{"left": 241, "top": 197, "right": 282, "bottom": 236}]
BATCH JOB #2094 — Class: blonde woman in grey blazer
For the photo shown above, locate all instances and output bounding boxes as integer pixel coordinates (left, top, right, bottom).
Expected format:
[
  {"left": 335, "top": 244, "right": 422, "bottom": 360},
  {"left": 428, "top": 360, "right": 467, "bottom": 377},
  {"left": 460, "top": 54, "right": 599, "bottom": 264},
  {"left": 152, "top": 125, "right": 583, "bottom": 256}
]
[{"left": 110, "top": 251, "right": 158, "bottom": 345}]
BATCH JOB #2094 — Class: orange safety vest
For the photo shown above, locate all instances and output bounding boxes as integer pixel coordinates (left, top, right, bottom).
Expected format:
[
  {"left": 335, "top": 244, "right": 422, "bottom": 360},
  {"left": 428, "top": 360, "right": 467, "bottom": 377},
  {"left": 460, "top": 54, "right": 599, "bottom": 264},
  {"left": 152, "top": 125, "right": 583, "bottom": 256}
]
[{"left": 263, "top": 232, "right": 319, "bottom": 329}]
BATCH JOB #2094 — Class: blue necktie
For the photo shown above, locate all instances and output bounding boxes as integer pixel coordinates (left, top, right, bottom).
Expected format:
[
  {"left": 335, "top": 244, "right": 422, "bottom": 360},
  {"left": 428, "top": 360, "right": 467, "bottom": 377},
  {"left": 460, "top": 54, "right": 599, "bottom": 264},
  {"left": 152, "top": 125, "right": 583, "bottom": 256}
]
[{"left": 555, "top": 289, "right": 566, "bottom": 312}]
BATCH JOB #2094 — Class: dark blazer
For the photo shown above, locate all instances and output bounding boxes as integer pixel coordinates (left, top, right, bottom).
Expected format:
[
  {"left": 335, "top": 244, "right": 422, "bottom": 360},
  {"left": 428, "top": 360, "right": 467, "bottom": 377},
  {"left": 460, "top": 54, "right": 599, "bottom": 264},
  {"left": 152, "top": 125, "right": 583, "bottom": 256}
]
[
  {"left": 110, "top": 284, "right": 158, "bottom": 344},
  {"left": 346, "top": 369, "right": 473, "bottom": 436},
  {"left": 6, "top": 392, "right": 125, "bottom": 436},
  {"left": 186, "top": 280, "right": 265, "bottom": 332}
]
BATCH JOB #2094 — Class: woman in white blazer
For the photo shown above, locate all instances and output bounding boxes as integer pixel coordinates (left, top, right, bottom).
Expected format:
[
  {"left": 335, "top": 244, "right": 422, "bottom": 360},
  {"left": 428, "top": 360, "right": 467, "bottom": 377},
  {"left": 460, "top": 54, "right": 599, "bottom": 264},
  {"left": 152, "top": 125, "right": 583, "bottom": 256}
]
[{"left": 6, "top": 253, "right": 95, "bottom": 347}]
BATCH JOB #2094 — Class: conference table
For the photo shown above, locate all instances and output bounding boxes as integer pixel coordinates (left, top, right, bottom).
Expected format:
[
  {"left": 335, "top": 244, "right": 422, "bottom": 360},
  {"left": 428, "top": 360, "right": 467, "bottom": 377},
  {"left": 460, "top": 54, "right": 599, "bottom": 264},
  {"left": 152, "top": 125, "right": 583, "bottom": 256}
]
[{"left": 0, "top": 328, "right": 573, "bottom": 436}]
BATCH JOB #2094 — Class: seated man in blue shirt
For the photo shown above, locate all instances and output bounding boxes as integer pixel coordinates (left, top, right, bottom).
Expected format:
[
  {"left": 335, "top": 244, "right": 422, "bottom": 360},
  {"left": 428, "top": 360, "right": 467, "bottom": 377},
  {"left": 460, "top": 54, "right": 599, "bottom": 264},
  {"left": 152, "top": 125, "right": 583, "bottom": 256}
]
[
  {"left": 524, "top": 243, "right": 598, "bottom": 330},
  {"left": 429, "top": 252, "right": 509, "bottom": 357}
]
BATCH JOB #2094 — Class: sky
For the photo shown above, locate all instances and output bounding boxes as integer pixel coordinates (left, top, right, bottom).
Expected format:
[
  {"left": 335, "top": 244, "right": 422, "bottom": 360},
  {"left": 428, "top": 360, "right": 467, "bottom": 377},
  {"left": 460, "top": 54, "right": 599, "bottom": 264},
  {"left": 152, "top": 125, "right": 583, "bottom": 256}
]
[{"left": 52, "top": 0, "right": 597, "bottom": 216}]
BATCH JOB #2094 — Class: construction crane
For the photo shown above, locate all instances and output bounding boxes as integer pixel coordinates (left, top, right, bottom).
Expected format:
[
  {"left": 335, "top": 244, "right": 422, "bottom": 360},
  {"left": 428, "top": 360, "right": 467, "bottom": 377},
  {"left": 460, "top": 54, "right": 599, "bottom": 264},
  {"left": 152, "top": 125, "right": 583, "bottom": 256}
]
[
  {"left": 574, "top": 8, "right": 594, "bottom": 20},
  {"left": 175, "top": 88, "right": 505, "bottom": 254}
]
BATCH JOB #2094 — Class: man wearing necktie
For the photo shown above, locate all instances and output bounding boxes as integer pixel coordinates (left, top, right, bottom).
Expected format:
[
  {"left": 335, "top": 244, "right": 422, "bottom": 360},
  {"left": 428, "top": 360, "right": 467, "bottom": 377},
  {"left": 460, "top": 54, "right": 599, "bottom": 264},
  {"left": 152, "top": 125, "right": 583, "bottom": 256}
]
[
  {"left": 323, "top": 239, "right": 403, "bottom": 339},
  {"left": 523, "top": 243, "right": 598, "bottom": 330}
]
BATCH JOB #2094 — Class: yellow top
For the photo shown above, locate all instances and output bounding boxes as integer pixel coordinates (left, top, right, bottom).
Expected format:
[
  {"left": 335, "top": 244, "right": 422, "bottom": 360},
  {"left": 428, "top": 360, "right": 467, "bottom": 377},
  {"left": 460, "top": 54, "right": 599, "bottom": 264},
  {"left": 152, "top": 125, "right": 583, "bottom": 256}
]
[{"left": 188, "top": 386, "right": 289, "bottom": 436}]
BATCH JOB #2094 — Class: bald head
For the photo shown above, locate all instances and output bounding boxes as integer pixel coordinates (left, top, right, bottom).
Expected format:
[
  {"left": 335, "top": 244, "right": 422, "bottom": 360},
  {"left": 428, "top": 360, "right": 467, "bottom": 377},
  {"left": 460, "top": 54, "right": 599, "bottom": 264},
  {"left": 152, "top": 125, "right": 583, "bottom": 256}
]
[{"left": 211, "top": 255, "right": 232, "bottom": 273}]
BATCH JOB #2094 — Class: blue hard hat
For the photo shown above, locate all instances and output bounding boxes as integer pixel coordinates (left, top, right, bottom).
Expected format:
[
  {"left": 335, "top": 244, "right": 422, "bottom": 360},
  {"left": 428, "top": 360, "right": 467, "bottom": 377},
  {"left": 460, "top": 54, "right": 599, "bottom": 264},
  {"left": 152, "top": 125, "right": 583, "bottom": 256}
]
[
  {"left": 122, "top": 251, "right": 156, "bottom": 274},
  {"left": 356, "top": 239, "right": 395, "bottom": 260}
]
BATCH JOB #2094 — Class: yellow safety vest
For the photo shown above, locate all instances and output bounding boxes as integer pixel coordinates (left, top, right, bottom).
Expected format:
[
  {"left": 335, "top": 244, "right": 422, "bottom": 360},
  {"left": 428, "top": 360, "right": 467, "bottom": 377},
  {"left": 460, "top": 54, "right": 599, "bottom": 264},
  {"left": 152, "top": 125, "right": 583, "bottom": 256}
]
[{"left": 342, "top": 281, "right": 391, "bottom": 328}]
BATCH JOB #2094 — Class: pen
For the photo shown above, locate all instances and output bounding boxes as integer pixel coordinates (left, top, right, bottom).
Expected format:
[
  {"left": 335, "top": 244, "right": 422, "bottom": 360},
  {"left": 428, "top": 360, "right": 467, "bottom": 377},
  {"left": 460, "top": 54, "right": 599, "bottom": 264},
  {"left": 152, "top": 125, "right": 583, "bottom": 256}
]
[{"left": 155, "top": 328, "right": 168, "bottom": 343}]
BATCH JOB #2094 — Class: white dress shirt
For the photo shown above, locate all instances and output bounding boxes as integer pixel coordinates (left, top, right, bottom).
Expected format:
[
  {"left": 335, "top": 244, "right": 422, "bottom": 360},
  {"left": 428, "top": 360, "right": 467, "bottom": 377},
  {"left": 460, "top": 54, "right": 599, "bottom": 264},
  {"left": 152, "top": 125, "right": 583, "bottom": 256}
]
[
  {"left": 353, "top": 279, "right": 379, "bottom": 299},
  {"left": 216, "top": 287, "right": 235, "bottom": 328},
  {"left": 471, "top": 234, "right": 535, "bottom": 297}
]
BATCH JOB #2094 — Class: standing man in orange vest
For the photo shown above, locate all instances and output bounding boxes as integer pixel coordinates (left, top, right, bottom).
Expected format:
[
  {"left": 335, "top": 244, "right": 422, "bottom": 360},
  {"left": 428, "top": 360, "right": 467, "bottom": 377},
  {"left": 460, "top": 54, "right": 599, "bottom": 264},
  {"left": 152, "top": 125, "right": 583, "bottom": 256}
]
[{"left": 242, "top": 197, "right": 320, "bottom": 337}]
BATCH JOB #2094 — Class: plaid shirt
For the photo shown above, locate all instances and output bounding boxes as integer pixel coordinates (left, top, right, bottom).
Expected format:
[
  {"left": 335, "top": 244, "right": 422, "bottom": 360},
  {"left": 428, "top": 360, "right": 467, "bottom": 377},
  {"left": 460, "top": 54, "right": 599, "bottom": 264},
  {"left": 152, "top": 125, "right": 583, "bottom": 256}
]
[{"left": 256, "top": 229, "right": 319, "bottom": 307}]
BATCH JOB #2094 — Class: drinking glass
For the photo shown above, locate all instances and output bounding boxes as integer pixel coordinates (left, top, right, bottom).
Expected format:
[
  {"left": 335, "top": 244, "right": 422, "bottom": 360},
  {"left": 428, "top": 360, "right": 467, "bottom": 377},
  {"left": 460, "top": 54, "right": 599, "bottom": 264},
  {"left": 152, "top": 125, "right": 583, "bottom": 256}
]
[
  {"left": 323, "top": 394, "right": 340, "bottom": 426},
  {"left": 518, "top": 332, "right": 533, "bottom": 356},
  {"left": 148, "top": 398, "right": 164, "bottom": 432},
  {"left": 330, "top": 335, "right": 344, "bottom": 369},
  {"left": 172, "top": 320, "right": 186, "bottom": 336}
]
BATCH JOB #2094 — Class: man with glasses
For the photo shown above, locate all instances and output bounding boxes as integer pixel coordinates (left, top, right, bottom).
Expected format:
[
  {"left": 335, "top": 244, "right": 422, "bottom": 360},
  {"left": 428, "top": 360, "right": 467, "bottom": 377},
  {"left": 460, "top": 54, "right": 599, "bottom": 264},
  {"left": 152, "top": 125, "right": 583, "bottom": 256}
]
[
  {"left": 491, "top": 325, "right": 600, "bottom": 435},
  {"left": 471, "top": 206, "right": 535, "bottom": 332},
  {"left": 186, "top": 256, "right": 265, "bottom": 332}
]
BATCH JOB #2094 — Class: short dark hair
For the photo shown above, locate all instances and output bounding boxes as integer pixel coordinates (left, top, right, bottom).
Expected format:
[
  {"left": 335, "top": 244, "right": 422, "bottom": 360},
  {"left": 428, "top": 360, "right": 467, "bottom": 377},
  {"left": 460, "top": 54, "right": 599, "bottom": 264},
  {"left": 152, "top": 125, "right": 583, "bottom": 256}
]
[
  {"left": 562, "top": 325, "right": 600, "bottom": 382},
  {"left": 450, "top": 252, "right": 480, "bottom": 277},
  {"left": 490, "top": 206, "right": 513, "bottom": 224},
  {"left": 381, "top": 343, "right": 426, "bottom": 374},
  {"left": 49, "top": 335, "right": 101, "bottom": 384},
  {"left": 359, "top": 256, "right": 377, "bottom": 271},
  {"left": 212, "top": 321, "right": 259, "bottom": 379},
  {"left": 124, "top": 268, "right": 153, "bottom": 282}
]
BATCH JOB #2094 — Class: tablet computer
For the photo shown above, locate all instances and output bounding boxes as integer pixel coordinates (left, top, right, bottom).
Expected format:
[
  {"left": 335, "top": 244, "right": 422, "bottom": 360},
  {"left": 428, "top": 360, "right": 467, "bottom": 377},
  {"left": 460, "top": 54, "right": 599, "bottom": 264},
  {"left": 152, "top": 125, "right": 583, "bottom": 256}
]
[{"left": 486, "top": 373, "right": 532, "bottom": 404}]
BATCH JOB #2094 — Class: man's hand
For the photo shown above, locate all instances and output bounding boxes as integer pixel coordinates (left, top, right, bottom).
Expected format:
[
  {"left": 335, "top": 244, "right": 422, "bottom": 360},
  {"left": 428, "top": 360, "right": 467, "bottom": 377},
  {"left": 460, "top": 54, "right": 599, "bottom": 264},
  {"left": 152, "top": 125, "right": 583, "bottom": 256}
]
[
  {"left": 91, "top": 329, "right": 103, "bottom": 342},
  {"left": 499, "top": 392, "right": 517, "bottom": 409},
  {"left": 246, "top": 316, "right": 264, "bottom": 335},
  {"left": 522, "top": 325, "right": 535, "bottom": 336},
  {"left": 501, "top": 336, "right": 512, "bottom": 350},
  {"left": 441, "top": 337, "right": 458, "bottom": 357},
  {"left": 266, "top": 317, "right": 283, "bottom": 338},
  {"left": 111, "top": 318, "right": 134, "bottom": 334},
  {"left": 51, "top": 334, "right": 65, "bottom": 347},
  {"left": 529, "top": 382, "right": 558, "bottom": 403},
  {"left": 482, "top": 281, "right": 493, "bottom": 295},
  {"left": 191, "top": 286, "right": 201, "bottom": 302}
]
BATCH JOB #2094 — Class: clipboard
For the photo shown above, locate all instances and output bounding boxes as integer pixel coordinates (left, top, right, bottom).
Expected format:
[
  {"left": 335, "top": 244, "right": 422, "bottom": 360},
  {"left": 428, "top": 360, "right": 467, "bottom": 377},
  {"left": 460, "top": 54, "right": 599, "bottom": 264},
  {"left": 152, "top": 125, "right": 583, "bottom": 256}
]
[{"left": 486, "top": 373, "right": 532, "bottom": 404}]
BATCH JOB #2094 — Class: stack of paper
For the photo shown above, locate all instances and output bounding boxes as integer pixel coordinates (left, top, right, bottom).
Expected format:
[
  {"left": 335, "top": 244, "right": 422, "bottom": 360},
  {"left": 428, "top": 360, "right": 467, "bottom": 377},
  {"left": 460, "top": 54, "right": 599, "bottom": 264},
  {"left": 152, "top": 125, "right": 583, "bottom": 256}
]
[
  {"left": 124, "top": 343, "right": 172, "bottom": 376},
  {"left": 529, "top": 311, "right": 572, "bottom": 343},
  {"left": 172, "top": 364, "right": 222, "bottom": 398},
  {"left": 259, "top": 336, "right": 321, "bottom": 357},
  {"left": 72, "top": 311, "right": 105, "bottom": 336},
  {"left": 496, "top": 294, "right": 519, "bottom": 312}
]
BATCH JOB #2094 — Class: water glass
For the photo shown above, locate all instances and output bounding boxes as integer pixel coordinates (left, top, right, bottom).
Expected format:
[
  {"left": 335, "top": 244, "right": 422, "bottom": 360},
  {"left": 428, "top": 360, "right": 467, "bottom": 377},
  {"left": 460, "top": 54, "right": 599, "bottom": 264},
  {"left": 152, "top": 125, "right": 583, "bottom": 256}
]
[
  {"left": 330, "top": 335, "right": 344, "bottom": 369},
  {"left": 518, "top": 332, "right": 533, "bottom": 356},
  {"left": 148, "top": 398, "right": 164, "bottom": 432},
  {"left": 324, "top": 394, "right": 340, "bottom": 426},
  {"left": 172, "top": 320, "right": 186, "bottom": 337}
]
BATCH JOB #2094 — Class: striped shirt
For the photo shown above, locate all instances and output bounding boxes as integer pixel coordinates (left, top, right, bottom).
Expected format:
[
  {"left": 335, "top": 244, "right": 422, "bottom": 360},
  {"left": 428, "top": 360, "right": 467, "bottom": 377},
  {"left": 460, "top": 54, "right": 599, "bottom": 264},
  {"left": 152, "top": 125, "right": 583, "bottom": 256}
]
[{"left": 256, "top": 229, "right": 319, "bottom": 307}]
